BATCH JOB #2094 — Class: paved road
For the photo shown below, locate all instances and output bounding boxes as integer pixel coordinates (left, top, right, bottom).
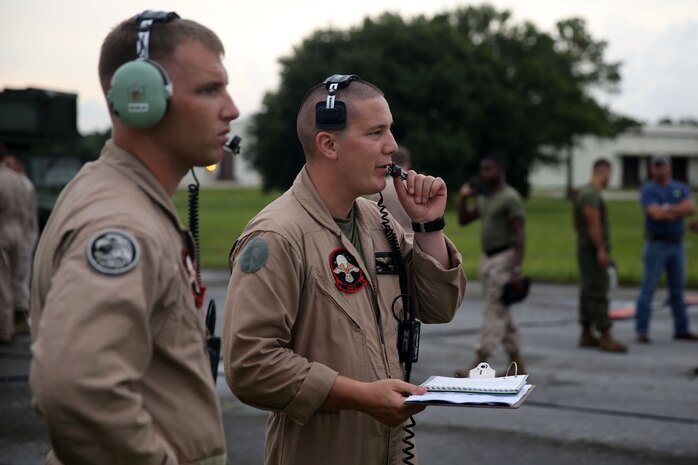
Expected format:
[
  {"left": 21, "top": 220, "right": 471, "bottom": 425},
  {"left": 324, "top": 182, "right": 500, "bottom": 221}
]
[{"left": 2, "top": 273, "right": 697, "bottom": 464}]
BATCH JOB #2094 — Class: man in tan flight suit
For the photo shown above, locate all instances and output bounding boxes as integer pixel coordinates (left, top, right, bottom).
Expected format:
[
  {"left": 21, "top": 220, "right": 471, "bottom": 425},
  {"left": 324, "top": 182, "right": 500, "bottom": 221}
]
[
  {"left": 29, "top": 11, "right": 239, "bottom": 465},
  {"left": 224, "top": 76, "right": 467, "bottom": 465},
  {"left": 0, "top": 144, "right": 29, "bottom": 343},
  {"left": 3, "top": 154, "right": 38, "bottom": 334}
]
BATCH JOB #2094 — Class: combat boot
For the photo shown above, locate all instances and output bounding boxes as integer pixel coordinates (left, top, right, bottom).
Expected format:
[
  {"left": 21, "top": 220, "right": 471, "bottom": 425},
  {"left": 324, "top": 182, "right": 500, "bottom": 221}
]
[
  {"left": 578, "top": 326, "right": 599, "bottom": 348},
  {"left": 454, "top": 351, "right": 488, "bottom": 378},
  {"left": 598, "top": 330, "right": 627, "bottom": 353}
]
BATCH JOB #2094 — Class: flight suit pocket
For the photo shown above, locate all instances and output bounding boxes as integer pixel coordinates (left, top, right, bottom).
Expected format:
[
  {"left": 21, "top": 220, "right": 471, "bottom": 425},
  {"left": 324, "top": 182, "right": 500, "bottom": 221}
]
[
  {"left": 311, "top": 269, "right": 365, "bottom": 332},
  {"left": 302, "top": 270, "right": 370, "bottom": 380},
  {"left": 154, "top": 264, "right": 205, "bottom": 346}
]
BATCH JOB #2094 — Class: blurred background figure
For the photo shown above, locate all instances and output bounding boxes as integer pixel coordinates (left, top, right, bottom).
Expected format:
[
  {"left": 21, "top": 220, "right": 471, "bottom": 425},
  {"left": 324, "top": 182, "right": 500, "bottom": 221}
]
[
  {"left": 0, "top": 143, "right": 33, "bottom": 343},
  {"left": 455, "top": 155, "right": 527, "bottom": 376},
  {"left": 369, "top": 145, "right": 412, "bottom": 234},
  {"left": 3, "top": 153, "right": 38, "bottom": 335},
  {"left": 636, "top": 155, "right": 697, "bottom": 343},
  {"left": 573, "top": 159, "right": 627, "bottom": 353}
]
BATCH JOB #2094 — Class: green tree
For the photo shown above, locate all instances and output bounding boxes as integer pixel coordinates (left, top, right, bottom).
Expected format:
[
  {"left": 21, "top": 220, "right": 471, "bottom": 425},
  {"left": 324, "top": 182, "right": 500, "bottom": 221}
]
[{"left": 246, "top": 5, "right": 636, "bottom": 196}]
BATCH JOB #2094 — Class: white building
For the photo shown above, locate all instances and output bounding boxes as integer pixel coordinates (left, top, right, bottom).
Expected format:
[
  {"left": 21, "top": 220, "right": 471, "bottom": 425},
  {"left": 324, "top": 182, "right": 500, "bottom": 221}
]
[{"left": 530, "top": 125, "right": 698, "bottom": 190}]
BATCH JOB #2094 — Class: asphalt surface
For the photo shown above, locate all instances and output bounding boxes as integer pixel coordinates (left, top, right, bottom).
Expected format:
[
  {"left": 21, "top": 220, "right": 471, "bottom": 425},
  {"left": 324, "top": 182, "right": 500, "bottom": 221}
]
[{"left": 2, "top": 272, "right": 697, "bottom": 465}]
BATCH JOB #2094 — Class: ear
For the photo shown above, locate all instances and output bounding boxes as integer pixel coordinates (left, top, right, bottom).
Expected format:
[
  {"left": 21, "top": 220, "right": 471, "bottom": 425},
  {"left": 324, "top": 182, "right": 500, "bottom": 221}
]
[{"left": 315, "top": 131, "right": 338, "bottom": 161}]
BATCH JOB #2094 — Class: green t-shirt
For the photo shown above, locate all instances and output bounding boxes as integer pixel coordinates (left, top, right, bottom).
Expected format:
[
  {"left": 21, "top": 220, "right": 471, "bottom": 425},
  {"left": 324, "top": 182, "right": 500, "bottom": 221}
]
[
  {"left": 333, "top": 206, "right": 364, "bottom": 262},
  {"left": 477, "top": 186, "right": 525, "bottom": 253},
  {"left": 574, "top": 184, "right": 609, "bottom": 251}
]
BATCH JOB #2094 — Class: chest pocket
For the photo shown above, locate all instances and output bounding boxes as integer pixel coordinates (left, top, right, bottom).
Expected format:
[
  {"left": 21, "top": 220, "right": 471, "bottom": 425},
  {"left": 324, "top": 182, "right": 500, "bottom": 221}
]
[
  {"left": 153, "top": 257, "right": 206, "bottom": 347},
  {"left": 309, "top": 268, "right": 368, "bottom": 332}
]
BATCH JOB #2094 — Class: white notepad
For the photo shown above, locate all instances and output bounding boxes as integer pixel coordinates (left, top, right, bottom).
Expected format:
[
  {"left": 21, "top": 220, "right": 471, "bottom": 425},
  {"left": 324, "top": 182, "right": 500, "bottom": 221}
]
[{"left": 421, "top": 374, "right": 528, "bottom": 395}]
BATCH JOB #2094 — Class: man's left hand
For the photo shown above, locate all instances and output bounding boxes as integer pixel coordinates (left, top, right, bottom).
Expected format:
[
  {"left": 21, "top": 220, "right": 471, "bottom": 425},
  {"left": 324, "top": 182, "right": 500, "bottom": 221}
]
[
  {"left": 510, "top": 270, "right": 525, "bottom": 291},
  {"left": 394, "top": 170, "right": 447, "bottom": 223}
]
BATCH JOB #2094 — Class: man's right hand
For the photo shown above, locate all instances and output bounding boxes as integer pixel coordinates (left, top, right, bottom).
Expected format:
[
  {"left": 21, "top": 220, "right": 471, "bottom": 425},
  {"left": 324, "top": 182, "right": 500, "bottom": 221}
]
[
  {"left": 459, "top": 183, "right": 474, "bottom": 198},
  {"left": 323, "top": 376, "right": 427, "bottom": 427},
  {"left": 597, "top": 249, "right": 610, "bottom": 269}
]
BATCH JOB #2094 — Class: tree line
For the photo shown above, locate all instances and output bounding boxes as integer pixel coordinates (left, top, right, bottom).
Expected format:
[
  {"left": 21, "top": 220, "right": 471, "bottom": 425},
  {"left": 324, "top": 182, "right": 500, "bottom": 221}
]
[{"left": 246, "top": 4, "right": 636, "bottom": 196}]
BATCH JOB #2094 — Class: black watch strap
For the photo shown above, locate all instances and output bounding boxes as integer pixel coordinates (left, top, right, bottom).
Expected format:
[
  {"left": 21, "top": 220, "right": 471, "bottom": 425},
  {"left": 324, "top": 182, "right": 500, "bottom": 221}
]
[{"left": 412, "top": 216, "right": 446, "bottom": 233}]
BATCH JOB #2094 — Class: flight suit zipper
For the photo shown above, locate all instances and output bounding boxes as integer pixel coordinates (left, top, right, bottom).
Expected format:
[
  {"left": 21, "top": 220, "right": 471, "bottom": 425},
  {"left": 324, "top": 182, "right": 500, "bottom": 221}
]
[{"left": 364, "top": 232, "right": 391, "bottom": 379}]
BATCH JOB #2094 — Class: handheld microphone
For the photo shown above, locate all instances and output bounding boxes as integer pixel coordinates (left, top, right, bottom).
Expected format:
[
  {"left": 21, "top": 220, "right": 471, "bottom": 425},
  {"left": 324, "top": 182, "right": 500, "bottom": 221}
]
[
  {"left": 388, "top": 162, "right": 408, "bottom": 181},
  {"left": 224, "top": 135, "right": 242, "bottom": 154}
]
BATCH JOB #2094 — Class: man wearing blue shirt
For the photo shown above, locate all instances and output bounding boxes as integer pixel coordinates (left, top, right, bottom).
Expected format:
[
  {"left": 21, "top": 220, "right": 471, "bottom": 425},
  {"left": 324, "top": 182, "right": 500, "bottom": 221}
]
[{"left": 636, "top": 155, "right": 697, "bottom": 343}]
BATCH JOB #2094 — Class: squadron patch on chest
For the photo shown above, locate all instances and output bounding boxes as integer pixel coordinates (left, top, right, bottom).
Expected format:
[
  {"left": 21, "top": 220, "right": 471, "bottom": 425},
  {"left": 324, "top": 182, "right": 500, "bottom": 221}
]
[
  {"left": 329, "top": 248, "right": 367, "bottom": 293},
  {"left": 85, "top": 230, "right": 140, "bottom": 276},
  {"left": 375, "top": 252, "right": 398, "bottom": 274}
]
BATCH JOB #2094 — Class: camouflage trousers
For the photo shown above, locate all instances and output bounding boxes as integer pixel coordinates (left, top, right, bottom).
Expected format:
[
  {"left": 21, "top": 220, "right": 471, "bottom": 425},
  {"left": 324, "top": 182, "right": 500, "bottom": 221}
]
[
  {"left": 476, "top": 248, "right": 521, "bottom": 357},
  {"left": 577, "top": 245, "right": 612, "bottom": 332}
]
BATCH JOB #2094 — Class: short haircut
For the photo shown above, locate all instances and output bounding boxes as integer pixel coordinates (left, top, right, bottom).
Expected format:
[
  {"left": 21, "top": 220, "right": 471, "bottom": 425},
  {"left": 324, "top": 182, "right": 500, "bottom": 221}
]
[
  {"left": 592, "top": 158, "right": 611, "bottom": 171},
  {"left": 392, "top": 146, "right": 411, "bottom": 167},
  {"left": 481, "top": 153, "right": 506, "bottom": 171},
  {"left": 98, "top": 15, "right": 225, "bottom": 94},
  {"left": 296, "top": 78, "right": 384, "bottom": 158}
]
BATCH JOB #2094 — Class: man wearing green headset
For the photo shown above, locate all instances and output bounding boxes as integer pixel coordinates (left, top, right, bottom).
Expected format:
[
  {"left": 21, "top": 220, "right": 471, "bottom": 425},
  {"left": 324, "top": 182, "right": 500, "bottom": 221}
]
[{"left": 29, "top": 12, "right": 238, "bottom": 465}]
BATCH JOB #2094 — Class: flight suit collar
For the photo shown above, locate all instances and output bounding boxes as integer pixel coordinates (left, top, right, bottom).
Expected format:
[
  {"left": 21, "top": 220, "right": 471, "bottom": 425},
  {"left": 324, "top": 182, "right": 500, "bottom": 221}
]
[
  {"left": 99, "top": 140, "right": 186, "bottom": 232},
  {"left": 292, "top": 166, "right": 380, "bottom": 291},
  {"left": 292, "top": 166, "right": 343, "bottom": 237}
]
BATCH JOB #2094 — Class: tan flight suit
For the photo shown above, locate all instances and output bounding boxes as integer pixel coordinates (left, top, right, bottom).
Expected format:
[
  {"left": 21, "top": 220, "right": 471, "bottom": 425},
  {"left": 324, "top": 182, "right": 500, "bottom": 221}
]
[
  {"left": 0, "top": 164, "right": 27, "bottom": 342},
  {"left": 13, "top": 172, "right": 38, "bottom": 312},
  {"left": 30, "top": 141, "right": 226, "bottom": 465},
  {"left": 224, "top": 167, "right": 467, "bottom": 465}
]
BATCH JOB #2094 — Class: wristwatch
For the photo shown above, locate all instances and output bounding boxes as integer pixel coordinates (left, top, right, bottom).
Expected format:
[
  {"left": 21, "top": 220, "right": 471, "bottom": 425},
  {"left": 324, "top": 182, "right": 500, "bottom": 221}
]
[{"left": 412, "top": 216, "right": 446, "bottom": 233}]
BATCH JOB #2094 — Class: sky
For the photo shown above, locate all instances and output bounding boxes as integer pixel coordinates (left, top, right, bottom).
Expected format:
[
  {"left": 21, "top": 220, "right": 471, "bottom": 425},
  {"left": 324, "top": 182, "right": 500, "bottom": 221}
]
[{"left": 1, "top": 0, "right": 697, "bottom": 133}]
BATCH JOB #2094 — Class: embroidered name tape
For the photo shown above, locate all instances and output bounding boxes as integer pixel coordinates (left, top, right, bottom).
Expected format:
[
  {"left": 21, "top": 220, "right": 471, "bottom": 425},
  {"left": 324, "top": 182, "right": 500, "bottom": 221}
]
[{"left": 375, "top": 252, "right": 398, "bottom": 275}]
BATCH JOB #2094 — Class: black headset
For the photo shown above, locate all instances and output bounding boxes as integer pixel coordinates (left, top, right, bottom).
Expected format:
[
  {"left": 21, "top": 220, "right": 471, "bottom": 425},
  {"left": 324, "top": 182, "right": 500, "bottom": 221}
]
[{"left": 315, "top": 74, "right": 361, "bottom": 130}]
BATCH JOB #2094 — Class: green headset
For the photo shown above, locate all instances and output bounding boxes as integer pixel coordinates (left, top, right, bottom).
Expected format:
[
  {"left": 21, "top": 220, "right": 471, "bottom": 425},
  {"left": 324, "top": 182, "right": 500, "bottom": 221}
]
[{"left": 107, "top": 11, "right": 180, "bottom": 128}]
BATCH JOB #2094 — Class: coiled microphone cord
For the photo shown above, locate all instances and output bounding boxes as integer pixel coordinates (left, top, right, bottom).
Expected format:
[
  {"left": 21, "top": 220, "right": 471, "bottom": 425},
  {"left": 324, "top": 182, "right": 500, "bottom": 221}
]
[{"left": 378, "top": 190, "right": 417, "bottom": 465}]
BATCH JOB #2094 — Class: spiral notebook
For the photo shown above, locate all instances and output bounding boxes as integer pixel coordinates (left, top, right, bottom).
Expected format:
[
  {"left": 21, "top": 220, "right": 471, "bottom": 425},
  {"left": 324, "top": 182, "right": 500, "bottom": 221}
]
[{"left": 421, "top": 374, "right": 528, "bottom": 395}]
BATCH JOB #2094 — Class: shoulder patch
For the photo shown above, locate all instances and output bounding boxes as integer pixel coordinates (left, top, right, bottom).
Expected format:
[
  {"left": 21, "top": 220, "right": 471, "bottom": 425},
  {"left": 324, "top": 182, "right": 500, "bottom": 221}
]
[
  {"left": 86, "top": 230, "right": 140, "bottom": 275},
  {"left": 239, "top": 237, "right": 269, "bottom": 273}
]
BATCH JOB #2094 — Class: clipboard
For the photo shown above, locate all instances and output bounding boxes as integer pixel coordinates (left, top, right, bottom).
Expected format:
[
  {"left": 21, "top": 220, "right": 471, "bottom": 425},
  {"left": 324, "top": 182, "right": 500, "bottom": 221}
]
[{"left": 404, "top": 384, "right": 536, "bottom": 409}]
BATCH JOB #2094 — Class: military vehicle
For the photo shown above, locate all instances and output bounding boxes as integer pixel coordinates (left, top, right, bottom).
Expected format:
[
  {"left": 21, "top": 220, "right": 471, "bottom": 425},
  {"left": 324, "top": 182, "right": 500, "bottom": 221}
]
[{"left": 0, "top": 87, "right": 100, "bottom": 230}]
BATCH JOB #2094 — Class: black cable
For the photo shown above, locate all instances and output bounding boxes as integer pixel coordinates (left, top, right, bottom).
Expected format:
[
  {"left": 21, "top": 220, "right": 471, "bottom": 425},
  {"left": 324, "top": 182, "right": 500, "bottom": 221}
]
[
  {"left": 188, "top": 168, "right": 219, "bottom": 382},
  {"left": 378, "top": 189, "right": 417, "bottom": 465},
  {"left": 188, "top": 169, "right": 201, "bottom": 280},
  {"left": 401, "top": 415, "right": 417, "bottom": 465}
]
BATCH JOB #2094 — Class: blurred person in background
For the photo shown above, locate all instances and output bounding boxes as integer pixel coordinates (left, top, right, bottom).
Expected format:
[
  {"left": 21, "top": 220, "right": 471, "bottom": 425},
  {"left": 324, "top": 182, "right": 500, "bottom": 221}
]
[
  {"left": 573, "top": 158, "right": 627, "bottom": 353},
  {"left": 636, "top": 155, "right": 697, "bottom": 343},
  {"left": 0, "top": 143, "right": 31, "bottom": 343},
  {"left": 3, "top": 153, "right": 38, "bottom": 335},
  {"left": 454, "top": 155, "right": 527, "bottom": 376}
]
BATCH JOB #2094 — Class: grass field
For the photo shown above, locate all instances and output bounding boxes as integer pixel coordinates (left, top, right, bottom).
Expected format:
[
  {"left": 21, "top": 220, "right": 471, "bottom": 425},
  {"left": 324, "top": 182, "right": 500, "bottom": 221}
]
[{"left": 173, "top": 188, "right": 698, "bottom": 288}]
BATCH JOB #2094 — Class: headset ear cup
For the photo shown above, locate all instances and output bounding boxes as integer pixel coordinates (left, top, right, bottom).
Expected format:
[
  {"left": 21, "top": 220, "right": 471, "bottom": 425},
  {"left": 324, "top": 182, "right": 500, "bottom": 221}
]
[{"left": 108, "top": 59, "right": 172, "bottom": 128}]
